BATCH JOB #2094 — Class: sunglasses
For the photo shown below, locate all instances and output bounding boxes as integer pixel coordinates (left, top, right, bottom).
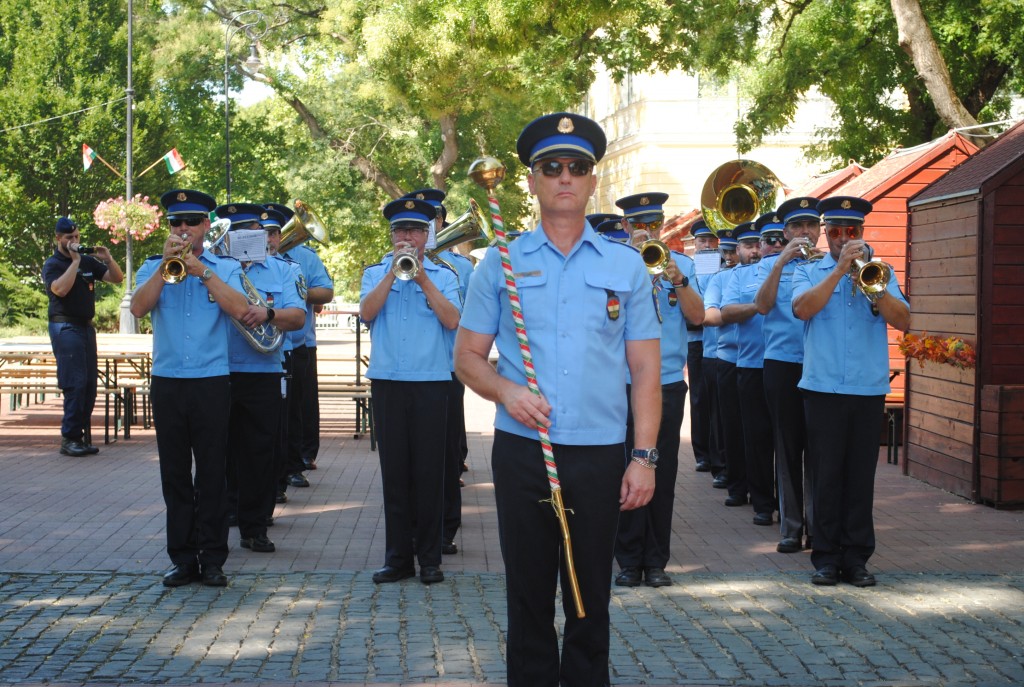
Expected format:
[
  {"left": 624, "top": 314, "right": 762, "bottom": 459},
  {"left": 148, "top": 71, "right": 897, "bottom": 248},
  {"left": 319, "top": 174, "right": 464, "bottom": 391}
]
[
  {"left": 391, "top": 226, "right": 428, "bottom": 235},
  {"left": 534, "top": 159, "right": 594, "bottom": 178},
  {"left": 762, "top": 235, "right": 786, "bottom": 246},
  {"left": 826, "top": 225, "right": 862, "bottom": 240},
  {"left": 168, "top": 217, "right": 205, "bottom": 228}
]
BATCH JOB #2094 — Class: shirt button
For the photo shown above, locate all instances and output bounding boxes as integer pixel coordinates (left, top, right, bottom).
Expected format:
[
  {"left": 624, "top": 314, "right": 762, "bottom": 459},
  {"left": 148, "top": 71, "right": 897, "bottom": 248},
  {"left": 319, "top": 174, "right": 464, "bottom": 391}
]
[{"left": 563, "top": 370, "right": 568, "bottom": 375}]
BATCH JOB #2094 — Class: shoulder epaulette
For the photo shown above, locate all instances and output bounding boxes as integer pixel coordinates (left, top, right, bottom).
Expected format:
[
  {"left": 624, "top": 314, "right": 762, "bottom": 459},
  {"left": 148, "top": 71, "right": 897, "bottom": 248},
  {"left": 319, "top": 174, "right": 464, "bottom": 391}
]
[{"left": 145, "top": 254, "right": 163, "bottom": 262}]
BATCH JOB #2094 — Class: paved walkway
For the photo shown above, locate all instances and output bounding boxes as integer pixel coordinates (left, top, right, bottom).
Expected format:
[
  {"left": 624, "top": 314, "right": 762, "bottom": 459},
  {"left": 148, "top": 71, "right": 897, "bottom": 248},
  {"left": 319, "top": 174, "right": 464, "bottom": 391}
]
[{"left": 1, "top": 329, "right": 1023, "bottom": 686}]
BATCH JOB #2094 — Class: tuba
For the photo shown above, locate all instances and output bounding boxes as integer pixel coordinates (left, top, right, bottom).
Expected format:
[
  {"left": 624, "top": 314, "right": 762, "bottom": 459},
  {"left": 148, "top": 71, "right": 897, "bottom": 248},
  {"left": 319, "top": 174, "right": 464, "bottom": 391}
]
[
  {"left": 701, "top": 160, "right": 782, "bottom": 233},
  {"left": 851, "top": 244, "right": 892, "bottom": 300},
  {"left": 279, "top": 200, "right": 329, "bottom": 254}
]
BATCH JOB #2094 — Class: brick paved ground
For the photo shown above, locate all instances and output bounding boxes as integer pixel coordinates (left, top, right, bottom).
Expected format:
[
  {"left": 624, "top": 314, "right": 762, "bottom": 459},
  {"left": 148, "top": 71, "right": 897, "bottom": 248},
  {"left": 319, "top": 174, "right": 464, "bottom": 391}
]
[{"left": 1, "top": 329, "right": 1023, "bottom": 686}]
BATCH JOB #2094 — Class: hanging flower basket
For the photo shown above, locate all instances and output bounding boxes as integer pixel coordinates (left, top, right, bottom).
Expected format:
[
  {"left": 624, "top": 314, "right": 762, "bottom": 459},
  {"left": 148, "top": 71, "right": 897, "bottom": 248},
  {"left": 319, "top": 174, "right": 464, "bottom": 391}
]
[
  {"left": 898, "top": 332, "right": 976, "bottom": 370},
  {"left": 93, "top": 194, "right": 163, "bottom": 245}
]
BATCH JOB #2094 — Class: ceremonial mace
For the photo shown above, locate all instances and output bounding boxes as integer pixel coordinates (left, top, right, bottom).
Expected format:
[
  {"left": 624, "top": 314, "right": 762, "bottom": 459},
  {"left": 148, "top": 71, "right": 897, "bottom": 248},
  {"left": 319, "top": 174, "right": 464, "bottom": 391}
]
[{"left": 468, "top": 156, "right": 585, "bottom": 618}]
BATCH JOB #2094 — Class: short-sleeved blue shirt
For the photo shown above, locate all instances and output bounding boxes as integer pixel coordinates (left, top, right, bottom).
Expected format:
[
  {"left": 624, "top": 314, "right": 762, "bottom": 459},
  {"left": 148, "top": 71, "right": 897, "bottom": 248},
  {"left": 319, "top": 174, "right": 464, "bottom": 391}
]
[
  {"left": 136, "top": 251, "right": 243, "bottom": 378},
  {"left": 792, "top": 254, "right": 909, "bottom": 395},
  {"left": 282, "top": 244, "right": 333, "bottom": 348},
  {"left": 227, "top": 256, "right": 306, "bottom": 373},
  {"left": 627, "top": 251, "right": 695, "bottom": 385},
  {"left": 722, "top": 262, "right": 765, "bottom": 369},
  {"left": 703, "top": 268, "right": 739, "bottom": 364},
  {"left": 437, "top": 250, "right": 475, "bottom": 372},
  {"left": 459, "top": 223, "right": 661, "bottom": 445},
  {"left": 361, "top": 256, "right": 462, "bottom": 382},
  {"left": 757, "top": 253, "right": 806, "bottom": 364}
]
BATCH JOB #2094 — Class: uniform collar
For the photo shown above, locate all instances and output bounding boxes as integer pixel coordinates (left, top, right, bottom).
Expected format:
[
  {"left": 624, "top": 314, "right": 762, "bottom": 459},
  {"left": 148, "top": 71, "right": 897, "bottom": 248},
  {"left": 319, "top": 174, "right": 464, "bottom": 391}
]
[{"left": 524, "top": 220, "right": 606, "bottom": 257}]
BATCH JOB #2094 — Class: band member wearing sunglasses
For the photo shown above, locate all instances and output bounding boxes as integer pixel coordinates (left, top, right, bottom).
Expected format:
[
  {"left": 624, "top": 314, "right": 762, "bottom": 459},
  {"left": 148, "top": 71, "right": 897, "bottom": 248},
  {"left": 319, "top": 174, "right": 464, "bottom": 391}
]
[
  {"left": 754, "top": 197, "right": 822, "bottom": 554},
  {"left": 613, "top": 192, "right": 704, "bottom": 590},
  {"left": 131, "top": 189, "right": 249, "bottom": 588},
  {"left": 361, "top": 197, "right": 461, "bottom": 586},
  {"left": 43, "top": 216, "right": 124, "bottom": 457},
  {"left": 455, "top": 113, "right": 662, "bottom": 687},
  {"left": 721, "top": 214, "right": 786, "bottom": 529},
  {"left": 792, "top": 196, "right": 910, "bottom": 588}
]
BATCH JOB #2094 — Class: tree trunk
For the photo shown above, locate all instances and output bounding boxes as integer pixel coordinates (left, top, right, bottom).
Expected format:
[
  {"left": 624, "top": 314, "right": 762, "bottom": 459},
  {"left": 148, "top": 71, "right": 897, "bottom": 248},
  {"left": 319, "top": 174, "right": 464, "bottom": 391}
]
[
  {"left": 430, "top": 113, "right": 459, "bottom": 192},
  {"left": 890, "top": 0, "right": 979, "bottom": 133}
]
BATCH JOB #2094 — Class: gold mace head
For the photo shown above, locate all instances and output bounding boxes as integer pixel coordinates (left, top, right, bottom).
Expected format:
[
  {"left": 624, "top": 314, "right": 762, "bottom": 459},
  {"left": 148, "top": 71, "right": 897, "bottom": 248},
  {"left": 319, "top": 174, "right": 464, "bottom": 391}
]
[{"left": 468, "top": 157, "right": 506, "bottom": 191}]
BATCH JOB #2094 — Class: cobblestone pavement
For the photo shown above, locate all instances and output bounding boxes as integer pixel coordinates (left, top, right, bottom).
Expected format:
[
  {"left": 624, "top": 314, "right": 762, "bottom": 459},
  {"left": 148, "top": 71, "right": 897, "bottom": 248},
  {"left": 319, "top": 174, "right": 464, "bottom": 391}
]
[
  {"left": 1, "top": 571, "right": 1022, "bottom": 686},
  {"left": 2, "top": 330, "right": 1024, "bottom": 686}
]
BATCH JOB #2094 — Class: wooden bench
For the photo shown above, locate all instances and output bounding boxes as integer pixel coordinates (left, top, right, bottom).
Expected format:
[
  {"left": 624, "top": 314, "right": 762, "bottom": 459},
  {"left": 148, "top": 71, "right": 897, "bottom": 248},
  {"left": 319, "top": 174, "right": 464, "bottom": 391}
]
[{"left": 317, "top": 353, "right": 375, "bottom": 449}]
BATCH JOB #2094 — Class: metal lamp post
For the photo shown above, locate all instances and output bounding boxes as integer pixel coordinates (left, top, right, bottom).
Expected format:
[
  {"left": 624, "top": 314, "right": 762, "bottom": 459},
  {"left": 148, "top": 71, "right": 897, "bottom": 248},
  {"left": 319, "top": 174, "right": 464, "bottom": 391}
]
[{"left": 224, "top": 10, "right": 267, "bottom": 203}]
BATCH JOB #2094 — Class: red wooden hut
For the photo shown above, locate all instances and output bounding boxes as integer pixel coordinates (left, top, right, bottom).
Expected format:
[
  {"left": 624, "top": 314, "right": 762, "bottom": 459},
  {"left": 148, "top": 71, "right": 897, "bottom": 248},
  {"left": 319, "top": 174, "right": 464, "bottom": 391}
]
[{"left": 904, "top": 119, "right": 1024, "bottom": 507}]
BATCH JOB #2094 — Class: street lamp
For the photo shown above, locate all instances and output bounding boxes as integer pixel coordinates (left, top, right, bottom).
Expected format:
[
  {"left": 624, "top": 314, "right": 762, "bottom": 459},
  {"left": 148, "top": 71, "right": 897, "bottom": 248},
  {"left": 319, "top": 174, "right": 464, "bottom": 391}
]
[{"left": 224, "top": 10, "right": 267, "bottom": 203}]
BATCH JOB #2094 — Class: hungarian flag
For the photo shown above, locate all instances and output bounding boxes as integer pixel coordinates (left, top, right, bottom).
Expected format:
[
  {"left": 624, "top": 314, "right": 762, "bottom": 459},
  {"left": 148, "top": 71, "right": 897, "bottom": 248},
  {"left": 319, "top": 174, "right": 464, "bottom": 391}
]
[
  {"left": 82, "top": 144, "right": 97, "bottom": 171},
  {"left": 163, "top": 148, "right": 186, "bottom": 175}
]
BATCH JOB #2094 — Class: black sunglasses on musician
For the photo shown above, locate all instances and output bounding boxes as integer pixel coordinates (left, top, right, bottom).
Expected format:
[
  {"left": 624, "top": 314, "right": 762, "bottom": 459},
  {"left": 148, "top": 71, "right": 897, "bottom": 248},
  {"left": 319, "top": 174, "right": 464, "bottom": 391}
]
[
  {"left": 168, "top": 216, "right": 205, "bottom": 228},
  {"left": 534, "top": 159, "right": 594, "bottom": 178},
  {"left": 826, "top": 225, "right": 862, "bottom": 240},
  {"left": 762, "top": 235, "right": 786, "bottom": 246}
]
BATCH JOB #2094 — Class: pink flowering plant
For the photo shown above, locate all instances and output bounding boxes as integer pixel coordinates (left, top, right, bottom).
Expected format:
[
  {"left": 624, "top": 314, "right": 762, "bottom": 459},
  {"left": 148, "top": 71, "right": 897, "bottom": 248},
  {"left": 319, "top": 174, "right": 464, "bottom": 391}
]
[{"left": 93, "top": 194, "right": 162, "bottom": 244}]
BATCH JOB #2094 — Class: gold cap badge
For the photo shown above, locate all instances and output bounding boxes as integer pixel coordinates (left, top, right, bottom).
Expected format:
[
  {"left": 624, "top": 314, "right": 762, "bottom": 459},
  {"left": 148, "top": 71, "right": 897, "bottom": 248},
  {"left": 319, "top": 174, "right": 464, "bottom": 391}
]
[
  {"left": 799, "top": 199, "right": 809, "bottom": 208},
  {"left": 841, "top": 200, "right": 852, "bottom": 209},
  {"left": 640, "top": 196, "right": 650, "bottom": 206},
  {"left": 260, "top": 212, "right": 268, "bottom": 220},
  {"left": 176, "top": 192, "right": 187, "bottom": 202},
  {"left": 416, "top": 193, "right": 425, "bottom": 200},
  {"left": 228, "top": 206, "right": 237, "bottom": 214},
  {"left": 404, "top": 200, "right": 415, "bottom": 209},
  {"left": 557, "top": 117, "right": 574, "bottom": 133}
]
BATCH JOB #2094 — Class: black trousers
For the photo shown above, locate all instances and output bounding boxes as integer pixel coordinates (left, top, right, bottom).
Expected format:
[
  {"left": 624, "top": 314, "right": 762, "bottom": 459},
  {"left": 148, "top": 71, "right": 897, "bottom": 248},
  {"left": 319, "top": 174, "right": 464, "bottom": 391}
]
[
  {"left": 492, "top": 430, "right": 623, "bottom": 687},
  {"left": 804, "top": 390, "right": 884, "bottom": 571},
  {"left": 764, "top": 360, "right": 812, "bottom": 540},
  {"left": 151, "top": 375, "right": 230, "bottom": 569},
  {"left": 284, "top": 345, "right": 311, "bottom": 477},
  {"left": 371, "top": 379, "right": 448, "bottom": 569},
  {"left": 272, "top": 351, "right": 293, "bottom": 505},
  {"left": 736, "top": 367, "right": 775, "bottom": 514},
  {"left": 701, "top": 357, "right": 727, "bottom": 476},
  {"left": 616, "top": 380, "right": 686, "bottom": 570},
  {"left": 716, "top": 360, "right": 747, "bottom": 499},
  {"left": 442, "top": 373, "right": 465, "bottom": 543},
  {"left": 301, "top": 345, "right": 321, "bottom": 465},
  {"left": 687, "top": 341, "right": 709, "bottom": 467},
  {"left": 48, "top": 321, "right": 97, "bottom": 443},
  {"left": 227, "top": 372, "right": 282, "bottom": 539}
]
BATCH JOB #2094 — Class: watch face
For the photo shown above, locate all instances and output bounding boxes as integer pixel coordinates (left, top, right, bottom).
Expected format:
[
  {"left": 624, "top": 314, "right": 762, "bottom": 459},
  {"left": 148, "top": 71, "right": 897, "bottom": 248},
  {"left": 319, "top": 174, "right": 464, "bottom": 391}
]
[{"left": 648, "top": 448, "right": 660, "bottom": 463}]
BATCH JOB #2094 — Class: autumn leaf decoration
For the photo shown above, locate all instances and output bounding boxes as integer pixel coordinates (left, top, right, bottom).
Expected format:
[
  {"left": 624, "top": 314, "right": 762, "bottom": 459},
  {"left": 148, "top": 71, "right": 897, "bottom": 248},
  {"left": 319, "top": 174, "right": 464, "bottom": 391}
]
[{"left": 898, "top": 332, "right": 976, "bottom": 369}]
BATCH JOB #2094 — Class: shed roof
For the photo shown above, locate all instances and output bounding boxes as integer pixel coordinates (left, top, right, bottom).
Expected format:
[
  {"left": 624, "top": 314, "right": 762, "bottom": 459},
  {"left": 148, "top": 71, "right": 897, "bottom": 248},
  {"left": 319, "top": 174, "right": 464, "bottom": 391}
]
[
  {"left": 910, "top": 119, "right": 1024, "bottom": 207},
  {"left": 786, "top": 161, "right": 866, "bottom": 199},
  {"left": 834, "top": 131, "right": 977, "bottom": 201}
]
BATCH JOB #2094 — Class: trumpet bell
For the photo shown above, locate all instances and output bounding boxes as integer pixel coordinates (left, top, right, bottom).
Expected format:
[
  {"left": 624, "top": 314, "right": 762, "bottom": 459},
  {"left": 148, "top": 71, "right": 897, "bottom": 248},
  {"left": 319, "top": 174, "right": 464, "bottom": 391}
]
[
  {"left": 392, "top": 252, "right": 419, "bottom": 281},
  {"left": 161, "top": 242, "right": 193, "bottom": 284},
  {"left": 279, "top": 200, "right": 329, "bottom": 254},
  {"left": 853, "top": 259, "right": 892, "bottom": 297},
  {"left": 701, "top": 160, "right": 782, "bottom": 232},
  {"left": 639, "top": 239, "right": 671, "bottom": 275}
]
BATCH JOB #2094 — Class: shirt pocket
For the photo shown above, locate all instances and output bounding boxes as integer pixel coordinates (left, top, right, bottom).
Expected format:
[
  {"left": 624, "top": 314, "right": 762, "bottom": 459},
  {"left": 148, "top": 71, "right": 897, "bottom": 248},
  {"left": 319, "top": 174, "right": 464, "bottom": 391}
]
[
  {"left": 512, "top": 272, "right": 549, "bottom": 330},
  {"left": 582, "top": 272, "right": 632, "bottom": 332},
  {"left": 817, "top": 281, "right": 844, "bottom": 320}
]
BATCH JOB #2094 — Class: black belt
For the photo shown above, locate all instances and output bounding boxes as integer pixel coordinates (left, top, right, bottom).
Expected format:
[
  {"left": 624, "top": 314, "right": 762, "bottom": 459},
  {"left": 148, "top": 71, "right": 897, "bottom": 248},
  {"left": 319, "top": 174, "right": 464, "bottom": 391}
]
[
  {"left": 49, "top": 315, "right": 93, "bottom": 326},
  {"left": 686, "top": 324, "right": 705, "bottom": 332}
]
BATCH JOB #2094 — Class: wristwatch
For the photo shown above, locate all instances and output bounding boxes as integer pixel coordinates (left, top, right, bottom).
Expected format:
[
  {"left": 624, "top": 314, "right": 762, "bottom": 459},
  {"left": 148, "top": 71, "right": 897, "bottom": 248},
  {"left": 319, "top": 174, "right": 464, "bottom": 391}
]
[
  {"left": 672, "top": 275, "right": 689, "bottom": 288},
  {"left": 266, "top": 307, "right": 276, "bottom": 322},
  {"left": 630, "top": 447, "right": 659, "bottom": 469},
  {"left": 198, "top": 268, "right": 213, "bottom": 284}
]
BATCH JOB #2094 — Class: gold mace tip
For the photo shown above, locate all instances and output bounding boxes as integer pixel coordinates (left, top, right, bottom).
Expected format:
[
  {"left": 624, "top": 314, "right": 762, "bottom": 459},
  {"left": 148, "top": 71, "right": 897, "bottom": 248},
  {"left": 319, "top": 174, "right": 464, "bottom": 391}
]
[{"left": 468, "top": 157, "right": 506, "bottom": 191}]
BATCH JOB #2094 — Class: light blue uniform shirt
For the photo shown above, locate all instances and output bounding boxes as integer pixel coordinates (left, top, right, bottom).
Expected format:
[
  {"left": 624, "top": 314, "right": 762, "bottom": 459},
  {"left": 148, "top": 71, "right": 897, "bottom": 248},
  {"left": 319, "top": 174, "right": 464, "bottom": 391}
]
[
  {"left": 722, "top": 262, "right": 766, "bottom": 369},
  {"left": 757, "top": 253, "right": 805, "bottom": 364},
  {"left": 460, "top": 224, "right": 661, "bottom": 446},
  {"left": 437, "top": 250, "right": 475, "bottom": 373},
  {"left": 282, "top": 244, "right": 333, "bottom": 348},
  {"left": 792, "top": 254, "right": 909, "bottom": 396},
  {"left": 227, "top": 257, "right": 306, "bottom": 373},
  {"left": 704, "top": 268, "right": 738, "bottom": 365},
  {"left": 693, "top": 270, "right": 718, "bottom": 358},
  {"left": 626, "top": 251, "right": 695, "bottom": 385},
  {"left": 361, "top": 256, "right": 462, "bottom": 382},
  {"left": 136, "top": 251, "right": 243, "bottom": 378}
]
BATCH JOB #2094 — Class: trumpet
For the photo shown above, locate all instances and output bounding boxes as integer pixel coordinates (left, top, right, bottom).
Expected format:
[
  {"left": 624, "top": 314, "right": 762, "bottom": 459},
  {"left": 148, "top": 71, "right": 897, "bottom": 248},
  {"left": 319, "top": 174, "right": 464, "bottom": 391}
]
[
  {"left": 798, "top": 243, "right": 826, "bottom": 262},
  {"left": 392, "top": 249, "right": 419, "bottom": 280},
  {"left": 639, "top": 239, "right": 672, "bottom": 275},
  {"left": 851, "top": 244, "right": 892, "bottom": 301},
  {"left": 161, "top": 236, "right": 193, "bottom": 284}
]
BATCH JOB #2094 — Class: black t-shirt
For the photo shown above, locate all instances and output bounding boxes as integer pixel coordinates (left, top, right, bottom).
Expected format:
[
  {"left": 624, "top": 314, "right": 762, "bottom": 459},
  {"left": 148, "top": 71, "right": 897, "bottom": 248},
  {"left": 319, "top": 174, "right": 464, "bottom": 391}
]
[{"left": 42, "top": 249, "right": 108, "bottom": 319}]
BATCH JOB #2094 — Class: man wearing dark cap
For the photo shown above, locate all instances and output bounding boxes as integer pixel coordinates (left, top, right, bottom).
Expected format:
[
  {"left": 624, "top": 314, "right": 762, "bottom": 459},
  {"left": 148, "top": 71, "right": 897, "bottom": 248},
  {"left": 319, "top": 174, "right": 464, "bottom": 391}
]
[
  {"left": 793, "top": 196, "right": 910, "bottom": 588},
  {"left": 686, "top": 219, "right": 717, "bottom": 474},
  {"left": 42, "top": 217, "right": 124, "bottom": 456},
  {"left": 455, "top": 112, "right": 662, "bottom": 687},
  {"left": 213, "top": 203, "right": 306, "bottom": 554},
  {"left": 755, "top": 197, "right": 822, "bottom": 553},
  {"left": 613, "top": 191, "right": 704, "bottom": 589},
  {"left": 131, "top": 189, "right": 250, "bottom": 587},
  {"left": 360, "top": 197, "right": 462, "bottom": 585}
]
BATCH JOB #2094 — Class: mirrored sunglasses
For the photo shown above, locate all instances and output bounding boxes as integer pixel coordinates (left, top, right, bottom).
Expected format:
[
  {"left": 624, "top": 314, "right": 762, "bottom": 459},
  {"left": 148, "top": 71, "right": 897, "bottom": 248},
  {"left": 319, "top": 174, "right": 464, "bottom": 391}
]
[
  {"left": 534, "top": 159, "right": 594, "bottom": 178},
  {"left": 826, "top": 224, "right": 862, "bottom": 240}
]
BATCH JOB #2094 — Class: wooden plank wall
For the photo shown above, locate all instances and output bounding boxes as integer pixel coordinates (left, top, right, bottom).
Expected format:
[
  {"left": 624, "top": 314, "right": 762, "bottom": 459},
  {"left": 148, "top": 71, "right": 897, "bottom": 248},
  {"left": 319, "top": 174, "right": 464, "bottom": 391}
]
[
  {"left": 990, "top": 171, "right": 1024, "bottom": 384},
  {"left": 979, "top": 385, "right": 1024, "bottom": 507},
  {"left": 905, "top": 200, "right": 978, "bottom": 498}
]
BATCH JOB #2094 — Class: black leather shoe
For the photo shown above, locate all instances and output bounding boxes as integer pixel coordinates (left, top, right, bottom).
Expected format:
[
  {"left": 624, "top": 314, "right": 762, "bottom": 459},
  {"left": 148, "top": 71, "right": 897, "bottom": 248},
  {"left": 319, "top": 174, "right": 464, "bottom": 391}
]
[
  {"left": 420, "top": 566, "right": 444, "bottom": 584},
  {"left": 811, "top": 565, "right": 839, "bottom": 586},
  {"left": 372, "top": 565, "right": 415, "bottom": 584},
  {"left": 712, "top": 474, "right": 728, "bottom": 489},
  {"left": 162, "top": 564, "right": 199, "bottom": 587},
  {"left": 264, "top": 515, "right": 275, "bottom": 527},
  {"left": 201, "top": 565, "right": 228, "bottom": 587},
  {"left": 240, "top": 534, "right": 276, "bottom": 553},
  {"left": 695, "top": 460, "right": 711, "bottom": 472},
  {"left": 275, "top": 491, "right": 288, "bottom": 504},
  {"left": 724, "top": 495, "right": 748, "bottom": 507},
  {"left": 83, "top": 443, "right": 100, "bottom": 455},
  {"left": 614, "top": 567, "right": 643, "bottom": 587},
  {"left": 226, "top": 512, "right": 238, "bottom": 528},
  {"left": 60, "top": 438, "right": 90, "bottom": 457},
  {"left": 776, "top": 537, "right": 802, "bottom": 553},
  {"left": 287, "top": 473, "right": 310, "bottom": 488},
  {"left": 303, "top": 459, "right": 317, "bottom": 470},
  {"left": 442, "top": 541, "right": 458, "bottom": 555},
  {"left": 843, "top": 566, "right": 877, "bottom": 587},
  {"left": 805, "top": 536, "right": 814, "bottom": 550},
  {"left": 753, "top": 512, "right": 773, "bottom": 526},
  {"left": 644, "top": 568, "right": 673, "bottom": 587}
]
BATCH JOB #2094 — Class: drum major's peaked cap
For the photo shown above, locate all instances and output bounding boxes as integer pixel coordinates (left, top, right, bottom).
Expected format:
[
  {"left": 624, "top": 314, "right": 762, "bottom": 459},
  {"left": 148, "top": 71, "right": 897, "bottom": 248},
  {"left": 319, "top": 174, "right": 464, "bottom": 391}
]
[
  {"left": 516, "top": 112, "right": 607, "bottom": 167},
  {"left": 777, "top": 196, "right": 821, "bottom": 225},
  {"left": 383, "top": 197, "right": 436, "bottom": 226},
  {"left": 161, "top": 189, "right": 217, "bottom": 217},
  {"left": 818, "top": 196, "right": 872, "bottom": 224}
]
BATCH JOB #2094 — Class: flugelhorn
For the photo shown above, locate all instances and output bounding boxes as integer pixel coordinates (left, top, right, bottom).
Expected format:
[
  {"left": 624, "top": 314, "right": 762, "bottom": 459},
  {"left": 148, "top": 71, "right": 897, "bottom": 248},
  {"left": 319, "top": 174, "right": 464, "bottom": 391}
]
[
  {"left": 161, "top": 236, "right": 192, "bottom": 284},
  {"left": 279, "top": 200, "right": 328, "bottom": 254},
  {"left": 701, "top": 160, "right": 782, "bottom": 232},
  {"left": 851, "top": 244, "right": 892, "bottom": 300}
]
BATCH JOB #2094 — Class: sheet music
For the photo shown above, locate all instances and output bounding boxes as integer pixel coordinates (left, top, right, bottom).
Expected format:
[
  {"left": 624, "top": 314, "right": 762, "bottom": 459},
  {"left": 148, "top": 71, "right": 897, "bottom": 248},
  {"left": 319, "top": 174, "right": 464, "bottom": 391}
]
[
  {"left": 226, "top": 229, "right": 267, "bottom": 264},
  {"left": 694, "top": 250, "right": 721, "bottom": 276}
]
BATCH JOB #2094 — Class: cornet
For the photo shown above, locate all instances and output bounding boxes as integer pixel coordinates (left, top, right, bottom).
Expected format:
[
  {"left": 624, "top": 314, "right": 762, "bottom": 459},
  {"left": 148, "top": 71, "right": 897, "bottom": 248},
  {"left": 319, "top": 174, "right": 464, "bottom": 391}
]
[
  {"left": 392, "top": 248, "right": 419, "bottom": 280},
  {"left": 161, "top": 235, "right": 192, "bottom": 284},
  {"left": 850, "top": 244, "right": 892, "bottom": 301}
]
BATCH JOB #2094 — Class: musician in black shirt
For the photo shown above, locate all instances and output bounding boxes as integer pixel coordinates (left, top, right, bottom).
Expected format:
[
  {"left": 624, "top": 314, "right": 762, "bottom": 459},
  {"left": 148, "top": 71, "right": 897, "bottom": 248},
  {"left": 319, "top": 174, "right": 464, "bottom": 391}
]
[{"left": 41, "top": 217, "right": 123, "bottom": 456}]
